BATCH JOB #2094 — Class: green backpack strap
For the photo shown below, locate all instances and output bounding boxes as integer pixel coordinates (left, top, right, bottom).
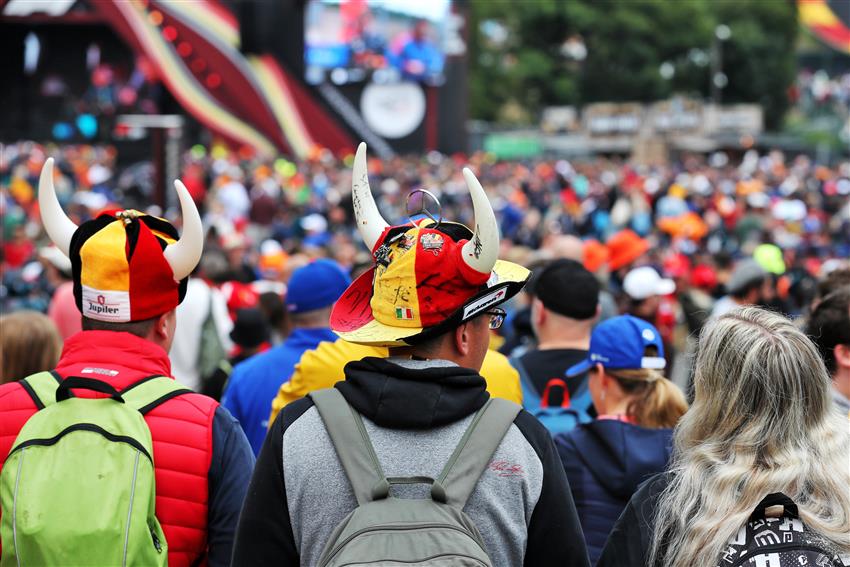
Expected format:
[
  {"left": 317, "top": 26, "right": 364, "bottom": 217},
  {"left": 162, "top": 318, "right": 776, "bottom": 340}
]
[
  {"left": 309, "top": 388, "right": 388, "bottom": 506},
  {"left": 120, "top": 376, "right": 193, "bottom": 414},
  {"left": 431, "top": 398, "right": 521, "bottom": 508},
  {"left": 19, "top": 371, "right": 64, "bottom": 409}
]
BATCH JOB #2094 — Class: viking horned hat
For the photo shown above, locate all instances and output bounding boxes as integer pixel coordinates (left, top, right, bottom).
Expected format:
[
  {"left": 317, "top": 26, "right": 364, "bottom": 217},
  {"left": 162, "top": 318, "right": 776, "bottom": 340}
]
[
  {"left": 331, "top": 143, "right": 530, "bottom": 346},
  {"left": 39, "top": 158, "right": 203, "bottom": 322}
]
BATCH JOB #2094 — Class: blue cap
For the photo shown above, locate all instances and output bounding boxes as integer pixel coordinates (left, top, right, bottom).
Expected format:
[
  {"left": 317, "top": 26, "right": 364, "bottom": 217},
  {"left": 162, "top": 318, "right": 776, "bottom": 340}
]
[
  {"left": 286, "top": 259, "right": 351, "bottom": 314},
  {"left": 566, "top": 315, "right": 666, "bottom": 377}
]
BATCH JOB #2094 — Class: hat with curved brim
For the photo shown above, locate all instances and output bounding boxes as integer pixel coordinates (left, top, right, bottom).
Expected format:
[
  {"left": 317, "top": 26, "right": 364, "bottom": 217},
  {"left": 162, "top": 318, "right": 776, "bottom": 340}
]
[
  {"left": 332, "top": 257, "right": 529, "bottom": 346},
  {"left": 335, "top": 142, "right": 530, "bottom": 346}
]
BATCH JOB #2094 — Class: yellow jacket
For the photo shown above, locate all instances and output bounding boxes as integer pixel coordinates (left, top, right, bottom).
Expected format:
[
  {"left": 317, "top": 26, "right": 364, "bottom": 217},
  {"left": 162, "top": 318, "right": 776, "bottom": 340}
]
[{"left": 269, "top": 339, "right": 522, "bottom": 425}]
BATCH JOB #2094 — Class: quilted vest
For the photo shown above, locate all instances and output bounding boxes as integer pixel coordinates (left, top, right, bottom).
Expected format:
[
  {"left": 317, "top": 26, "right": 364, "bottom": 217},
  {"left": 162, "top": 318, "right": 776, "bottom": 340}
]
[{"left": 0, "top": 332, "right": 217, "bottom": 567}]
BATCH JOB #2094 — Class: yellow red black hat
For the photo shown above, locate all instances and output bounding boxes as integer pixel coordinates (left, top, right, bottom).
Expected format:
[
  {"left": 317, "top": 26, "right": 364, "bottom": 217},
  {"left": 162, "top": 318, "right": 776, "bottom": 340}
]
[{"left": 38, "top": 158, "right": 203, "bottom": 323}]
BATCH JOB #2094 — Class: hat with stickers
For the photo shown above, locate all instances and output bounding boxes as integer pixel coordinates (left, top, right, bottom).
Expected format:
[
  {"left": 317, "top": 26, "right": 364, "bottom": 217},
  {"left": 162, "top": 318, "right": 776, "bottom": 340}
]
[
  {"left": 565, "top": 314, "right": 666, "bottom": 377},
  {"left": 331, "top": 143, "right": 530, "bottom": 346},
  {"left": 38, "top": 158, "right": 203, "bottom": 323}
]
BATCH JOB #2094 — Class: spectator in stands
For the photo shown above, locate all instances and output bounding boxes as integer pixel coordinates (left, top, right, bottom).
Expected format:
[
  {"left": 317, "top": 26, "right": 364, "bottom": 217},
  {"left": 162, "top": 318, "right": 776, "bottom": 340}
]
[
  {"left": 606, "top": 229, "right": 649, "bottom": 278},
  {"left": 222, "top": 258, "right": 350, "bottom": 455},
  {"left": 555, "top": 315, "right": 687, "bottom": 564},
  {"left": 40, "top": 245, "right": 80, "bottom": 340},
  {"left": 202, "top": 307, "right": 271, "bottom": 401},
  {"left": 510, "top": 259, "right": 600, "bottom": 435},
  {"left": 812, "top": 268, "right": 850, "bottom": 311},
  {"left": 711, "top": 259, "right": 768, "bottom": 317},
  {"left": 598, "top": 307, "right": 850, "bottom": 566},
  {"left": 806, "top": 287, "right": 850, "bottom": 416},
  {"left": 622, "top": 266, "right": 675, "bottom": 323},
  {"left": 0, "top": 310, "right": 62, "bottom": 384},
  {"left": 170, "top": 251, "right": 234, "bottom": 391}
]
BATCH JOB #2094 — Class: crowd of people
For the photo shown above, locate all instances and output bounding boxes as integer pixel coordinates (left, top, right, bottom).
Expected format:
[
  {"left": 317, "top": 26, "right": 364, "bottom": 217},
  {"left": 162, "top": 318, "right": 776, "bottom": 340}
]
[{"left": 0, "top": 139, "right": 849, "bottom": 566}]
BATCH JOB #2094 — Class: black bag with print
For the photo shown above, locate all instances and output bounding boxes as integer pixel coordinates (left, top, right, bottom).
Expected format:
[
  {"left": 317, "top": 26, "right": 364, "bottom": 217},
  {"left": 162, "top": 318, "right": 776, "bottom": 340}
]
[{"left": 715, "top": 493, "right": 849, "bottom": 567}]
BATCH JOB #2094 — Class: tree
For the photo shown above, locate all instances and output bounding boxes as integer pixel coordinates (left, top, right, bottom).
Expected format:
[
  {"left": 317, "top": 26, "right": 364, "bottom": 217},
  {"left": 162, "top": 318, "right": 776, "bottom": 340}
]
[
  {"left": 710, "top": 0, "right": 798, "bottom": 128},
  {"left": 467, "top": 0, "right": 798, "bottom": 129}
]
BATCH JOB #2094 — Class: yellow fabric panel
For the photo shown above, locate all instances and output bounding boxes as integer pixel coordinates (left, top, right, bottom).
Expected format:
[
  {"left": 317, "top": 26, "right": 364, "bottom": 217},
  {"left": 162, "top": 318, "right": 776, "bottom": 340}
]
[
  {"left": 149, "top": 229, "right": 176, "bottom": 246},
  {"left": 371, "top": 227, "right": 422, "bottom": 328},
  {"left": 268, "top": 339, "right": 523, "bottom": 427},
  {"left": 269, "top": 341, "right": 382, "bottom": 424},
  {"left": 80, "top": 220, "right": 130, "bottom": 291},
  {"left": 480, "top": 348, "right": 523, "bottom": 405}
]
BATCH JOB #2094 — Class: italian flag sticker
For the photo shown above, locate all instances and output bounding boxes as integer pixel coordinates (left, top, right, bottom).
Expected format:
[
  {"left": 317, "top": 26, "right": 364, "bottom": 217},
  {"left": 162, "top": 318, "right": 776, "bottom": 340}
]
[{"left": 395, "top": 307, "right": 414, "bottom": 320}]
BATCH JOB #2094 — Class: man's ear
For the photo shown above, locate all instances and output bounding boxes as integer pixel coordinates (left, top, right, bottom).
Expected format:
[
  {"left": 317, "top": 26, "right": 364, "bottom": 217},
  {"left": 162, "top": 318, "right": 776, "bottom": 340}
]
[
  {"left": 152, "top": 311, "right": 171, "bottom": 341},
  {"left": 454, "top": 321, "right": 472, "bottom": 357},
  {"left": 532, "top": 298, "right": 546, "bottom": 327},
  {"left": 835, "top": 343, "right": 850, "bottom": 370}
]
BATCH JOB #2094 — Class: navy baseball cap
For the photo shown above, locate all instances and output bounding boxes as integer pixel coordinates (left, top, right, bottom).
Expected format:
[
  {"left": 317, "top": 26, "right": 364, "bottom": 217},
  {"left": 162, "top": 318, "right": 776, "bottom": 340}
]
[
  {"left": 286, "top": 259, "right": 351, "bottom": 314},
  {"left": 566, "top": 314, "right": 666, "bottom": 377}
]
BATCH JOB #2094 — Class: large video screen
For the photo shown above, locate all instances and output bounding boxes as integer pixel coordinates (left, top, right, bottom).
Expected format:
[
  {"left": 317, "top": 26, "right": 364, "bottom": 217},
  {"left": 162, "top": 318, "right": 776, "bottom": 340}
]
[{"left": 305, "top": 0, "right": 450, "bottom": 86}]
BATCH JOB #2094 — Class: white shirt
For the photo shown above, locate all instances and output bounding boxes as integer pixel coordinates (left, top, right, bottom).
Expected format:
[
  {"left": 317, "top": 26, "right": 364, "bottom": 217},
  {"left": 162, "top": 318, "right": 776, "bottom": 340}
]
[{"left": 169, "top": 278, "right": 234, "bottom": 391}]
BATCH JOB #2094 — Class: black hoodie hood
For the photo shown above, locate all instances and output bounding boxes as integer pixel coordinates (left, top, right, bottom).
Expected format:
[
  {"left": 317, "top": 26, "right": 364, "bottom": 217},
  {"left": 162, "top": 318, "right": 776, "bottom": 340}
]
[
  {"left": 337, "top": 356, "right": 489, "bottom": 429},
  {"left": 556, "top": 420, "right": 674, "bottom": 499}
]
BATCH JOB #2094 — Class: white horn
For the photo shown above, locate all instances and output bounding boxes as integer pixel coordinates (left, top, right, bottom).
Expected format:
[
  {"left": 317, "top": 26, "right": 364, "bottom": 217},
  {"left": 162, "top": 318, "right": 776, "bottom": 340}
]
[
  {"left": 352, "top": 142, "right": 388, "bottom": 251},
  {"left": 460, "top": 168, "right": 499, "bottom": 274},
  {"left": 163, "top": 179, "right": 204, "bottom": 281},
  {"left": 38, "top": 157, "right": 78, "bottom": 257}
]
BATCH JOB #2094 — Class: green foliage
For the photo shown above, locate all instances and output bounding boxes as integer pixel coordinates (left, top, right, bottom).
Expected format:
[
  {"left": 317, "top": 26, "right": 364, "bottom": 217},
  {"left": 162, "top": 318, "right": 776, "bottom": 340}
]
[{"left": 467, "top": 0, "right": 798, "bottom": 128}]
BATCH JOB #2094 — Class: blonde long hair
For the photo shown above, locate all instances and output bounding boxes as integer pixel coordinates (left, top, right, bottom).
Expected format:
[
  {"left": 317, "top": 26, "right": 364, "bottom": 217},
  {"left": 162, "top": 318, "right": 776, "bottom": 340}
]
[
  {"left": 649, "top": 307, "right": 850, "bottom": 567},
  {"left": 606, "top": 366, "right": 687, "bottom": 429}
]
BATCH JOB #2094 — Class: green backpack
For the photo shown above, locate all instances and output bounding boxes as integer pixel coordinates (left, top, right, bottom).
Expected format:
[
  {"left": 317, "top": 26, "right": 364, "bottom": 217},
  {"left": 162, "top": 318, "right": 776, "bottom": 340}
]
[
  {"left": 309, "top": 388, "right": 521, "bottom": 567},
  {"left": 0, "top": 372, "right": 191, "bottom": 567}
]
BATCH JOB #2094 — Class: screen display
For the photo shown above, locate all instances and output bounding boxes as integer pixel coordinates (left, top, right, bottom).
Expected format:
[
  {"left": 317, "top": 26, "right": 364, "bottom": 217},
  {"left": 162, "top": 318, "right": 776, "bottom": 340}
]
[{"left": 305, "top": 0, "right": 450, "bottom": 86}]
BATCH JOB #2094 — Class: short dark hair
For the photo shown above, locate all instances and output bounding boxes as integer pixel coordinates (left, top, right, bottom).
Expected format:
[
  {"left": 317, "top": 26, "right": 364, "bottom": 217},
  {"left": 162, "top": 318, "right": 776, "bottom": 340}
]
[
  {"left": 806, "top": 286, "right": 850, "bottom": 376},
  {"left": 818, "top": 269, "right": 850, "bottom": 301},
  {"left": 730, "top": 275, "right": 765, "bottom": 300},
  {"left": 82, "top": 316, "right": 158, "bottom": 339}
]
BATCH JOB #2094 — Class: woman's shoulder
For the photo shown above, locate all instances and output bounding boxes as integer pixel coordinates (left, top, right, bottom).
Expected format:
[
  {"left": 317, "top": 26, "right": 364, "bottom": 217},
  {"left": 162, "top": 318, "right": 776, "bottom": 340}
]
[{"left": 632, "top": 470, "right": 673, "bottom": 508}]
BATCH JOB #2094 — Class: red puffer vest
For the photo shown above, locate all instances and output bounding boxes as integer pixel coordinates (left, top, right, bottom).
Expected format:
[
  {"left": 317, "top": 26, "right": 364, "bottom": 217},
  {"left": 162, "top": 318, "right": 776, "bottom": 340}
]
[{"left": 0, "top": 331, "right": 216, "bottom": 567}]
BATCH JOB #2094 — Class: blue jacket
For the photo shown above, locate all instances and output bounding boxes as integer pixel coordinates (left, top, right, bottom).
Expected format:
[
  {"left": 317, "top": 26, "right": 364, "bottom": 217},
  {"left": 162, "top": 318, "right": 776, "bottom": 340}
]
[
  {"left": 222, "top": 327, "right": 338, "bottom": 455},
  {"left": 555, "top": 420, "right": 674, "bottom": 565}
]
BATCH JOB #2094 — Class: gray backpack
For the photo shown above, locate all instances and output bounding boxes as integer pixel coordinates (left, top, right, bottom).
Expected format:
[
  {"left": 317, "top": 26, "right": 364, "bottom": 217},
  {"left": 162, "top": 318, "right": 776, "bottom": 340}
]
[{"left": 309, "top": 388, "right": 521, "bottom": 567}]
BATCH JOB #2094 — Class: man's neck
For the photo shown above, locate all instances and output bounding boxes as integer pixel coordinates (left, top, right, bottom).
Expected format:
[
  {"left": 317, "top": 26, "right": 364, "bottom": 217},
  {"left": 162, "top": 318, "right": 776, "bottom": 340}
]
[
  {"left": 536, "top": 320, "right": 591, "bottom": 351},
  {"left": 537, "top": 338, "right": 590, "bottom": 351}
]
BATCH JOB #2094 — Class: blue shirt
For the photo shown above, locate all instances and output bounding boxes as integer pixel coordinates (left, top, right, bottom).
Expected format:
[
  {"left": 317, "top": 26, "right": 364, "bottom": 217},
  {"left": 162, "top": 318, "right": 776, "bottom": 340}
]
[
  {"left": 222, "top": 327, "right": 338, "bottom": 455},
  {"left": 208, "top": 406, "right": 255, "bottom": 567}
]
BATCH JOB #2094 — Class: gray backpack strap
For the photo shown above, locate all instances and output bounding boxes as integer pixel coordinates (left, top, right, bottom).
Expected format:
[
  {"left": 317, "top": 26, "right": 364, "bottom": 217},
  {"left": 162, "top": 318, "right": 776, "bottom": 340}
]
[
  {"left": 310, "top": 388, "right": 388, "bottom": 506},
  {"left": 431, "top": 398, "right": 521, "bottom": 508}
]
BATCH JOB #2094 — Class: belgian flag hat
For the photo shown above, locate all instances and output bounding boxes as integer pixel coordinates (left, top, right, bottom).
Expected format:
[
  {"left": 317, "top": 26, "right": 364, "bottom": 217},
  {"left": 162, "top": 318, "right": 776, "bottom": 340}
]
[
  {"left": 331, "top": 144, "right": 530, "bottom": 346},
  {"left": 38, "top": 158, "right": 203, "bottom": 323}
]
